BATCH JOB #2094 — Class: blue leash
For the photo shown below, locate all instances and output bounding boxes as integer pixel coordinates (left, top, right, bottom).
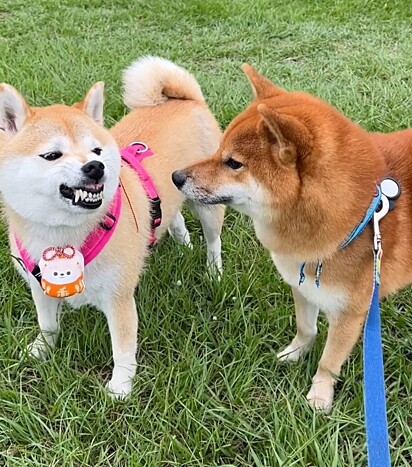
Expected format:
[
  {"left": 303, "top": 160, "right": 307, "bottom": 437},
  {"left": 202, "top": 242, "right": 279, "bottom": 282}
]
[{"left": 363, "top": 195, "right": 391, "bottom": 467}]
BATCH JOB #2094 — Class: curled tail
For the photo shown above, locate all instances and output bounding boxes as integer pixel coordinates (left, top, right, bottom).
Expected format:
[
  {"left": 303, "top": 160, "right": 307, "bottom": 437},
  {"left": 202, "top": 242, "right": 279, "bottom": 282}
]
[{"left": 122, "top": 56, "right": 205, "bottom": 109}]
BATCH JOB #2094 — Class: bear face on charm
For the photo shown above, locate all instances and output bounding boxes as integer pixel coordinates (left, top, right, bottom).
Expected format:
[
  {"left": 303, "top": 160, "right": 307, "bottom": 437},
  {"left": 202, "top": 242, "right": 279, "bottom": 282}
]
[{"left": 39, "top": 246, "right": 85, "bottom": 298}]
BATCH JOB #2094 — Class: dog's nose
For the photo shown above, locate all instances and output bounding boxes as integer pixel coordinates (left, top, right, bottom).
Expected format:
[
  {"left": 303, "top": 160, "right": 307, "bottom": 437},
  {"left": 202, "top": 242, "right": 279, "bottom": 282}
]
[
  {"left": 82, "top": 160, "right": 105, "bottom": 182},
  {"left": 172, "top": 170, "right": 187, "bottom": 189}
]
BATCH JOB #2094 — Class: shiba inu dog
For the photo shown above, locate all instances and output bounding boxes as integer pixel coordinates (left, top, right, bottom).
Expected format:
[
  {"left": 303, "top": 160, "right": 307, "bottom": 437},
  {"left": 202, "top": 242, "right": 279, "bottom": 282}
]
[
  {"left": 0, "top": 57, "right": 224, "bottom": 398},
  {"left": 172, "top": 64, "right": 412, "bottom": 411}
]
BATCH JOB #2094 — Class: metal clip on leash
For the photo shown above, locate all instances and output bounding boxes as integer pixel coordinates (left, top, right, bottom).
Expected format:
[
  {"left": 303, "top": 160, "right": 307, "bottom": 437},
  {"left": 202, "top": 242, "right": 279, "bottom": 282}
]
[
  {"left": 372, "top": 195, "right": 389, "bottom": 280},
  {"left": 364, "top": 178, "right": 400, "bottom": 467}
]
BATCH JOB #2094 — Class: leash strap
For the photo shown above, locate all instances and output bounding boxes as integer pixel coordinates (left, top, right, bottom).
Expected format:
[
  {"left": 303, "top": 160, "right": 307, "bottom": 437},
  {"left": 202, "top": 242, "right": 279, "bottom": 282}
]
[
  {"left": 340, "top": 186, "right": 382, "bottom": 249},
  {"left": 363, "top": 197, "right": 391, "bottom": 467}
]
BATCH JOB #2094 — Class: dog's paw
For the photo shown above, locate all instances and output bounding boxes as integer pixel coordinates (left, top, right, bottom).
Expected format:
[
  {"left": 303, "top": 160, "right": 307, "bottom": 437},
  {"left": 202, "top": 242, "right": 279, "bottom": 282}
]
[
  {"left": 277, "top": 337, "right": 313, "bottom": 363},
  {"left": 306, "top": 376, "right": 334, "bottom": 413},
  {"left": 206, "top": 259, "right": 223, "bottom": 282},
  {"left": 105, "top": 378, "right": 132, "bottom": 400},
  {"left": 184, "top": 238, "right": 193, "bottom": 250},
  {"left": 21, "top": 337, "right": 51, "bottom": 361}
]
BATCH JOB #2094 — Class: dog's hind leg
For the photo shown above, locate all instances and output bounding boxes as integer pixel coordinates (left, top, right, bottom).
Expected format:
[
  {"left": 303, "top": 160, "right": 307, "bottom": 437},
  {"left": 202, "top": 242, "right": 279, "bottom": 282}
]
[
  {"left": 168, "top": 211, "right": 192, "bottom": 248},
  {"left": 25, "top": 286, "right": 62, "bottom": 360},
  {"left": 189, "top": 201, "right": 225, "bottom": 275}
]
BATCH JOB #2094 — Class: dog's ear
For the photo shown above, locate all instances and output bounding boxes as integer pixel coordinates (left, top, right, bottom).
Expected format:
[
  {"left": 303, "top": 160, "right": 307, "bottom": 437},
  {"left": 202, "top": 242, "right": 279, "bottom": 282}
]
[
  {"left": 242, "top": 64, "right": 286, "bottom": 100},
  {"left": 0, "top": 84, "right": 31, "bottom": 135},
  {"left": 73, "top": 82, "right": 105, "bottom": 125},
  {"left": 257, "top": 104, "right": 312, "bottom": 165}
]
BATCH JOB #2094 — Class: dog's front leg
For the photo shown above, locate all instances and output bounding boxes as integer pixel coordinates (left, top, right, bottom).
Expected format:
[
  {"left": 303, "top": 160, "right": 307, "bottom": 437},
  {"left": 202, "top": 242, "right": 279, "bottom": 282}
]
[
  {"left": 104, "top": 295, "right": 138, "bottom": 399},
  {"left": 277, "top": 287, "right": 319, "bottom": 362},
  {"left": 189, "top": 202, "right": 225, "bottom": 275},
  {"left": 26, "top": 284, "right": 62, "bottom": 360},
  {"left": 306, "top": 304, "right": 367, "bottom": 412}
]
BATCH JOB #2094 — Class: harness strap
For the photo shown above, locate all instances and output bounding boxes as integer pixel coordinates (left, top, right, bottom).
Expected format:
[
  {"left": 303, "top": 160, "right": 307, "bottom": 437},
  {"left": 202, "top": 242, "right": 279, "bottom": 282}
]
[
  {"left": 81, "top": 187, "right": 122, "bottom": 264},
  {"left": 120, "top": 142, "right": 162, "bottom": 245}
]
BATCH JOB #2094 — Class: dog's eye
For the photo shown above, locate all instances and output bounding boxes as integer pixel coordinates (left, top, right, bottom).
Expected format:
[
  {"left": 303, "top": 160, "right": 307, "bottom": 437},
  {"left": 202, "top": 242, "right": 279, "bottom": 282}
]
[
  {"left": 225, "top": 158, "right": 243, "bottom": 170},
  {"left": 53, "top": 272, "right": 58, "bottom": 276},
  {"left": 91, "top": 147, "right": 102, "bottom": 155},
  {"left": 67, "top": 271, "right": 71, "bottom": 276},
  {"left": 39, "top": 151, "right": 63, "bottom": 161}
]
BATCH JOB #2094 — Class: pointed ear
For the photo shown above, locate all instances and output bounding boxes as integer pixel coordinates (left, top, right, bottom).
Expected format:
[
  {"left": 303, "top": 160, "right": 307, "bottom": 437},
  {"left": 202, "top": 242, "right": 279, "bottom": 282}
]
[
  {"left": 73, "top": 82, "right": 105, "bottom": 125},
  {"left": 241, "top": 64, "right": 286, "bottom": 100},
  {"left": 0, "top": 84, "right": 31, "bottom": 135},
  {"left": 257, "top": 104, "right": 312, "bottom": 165}
]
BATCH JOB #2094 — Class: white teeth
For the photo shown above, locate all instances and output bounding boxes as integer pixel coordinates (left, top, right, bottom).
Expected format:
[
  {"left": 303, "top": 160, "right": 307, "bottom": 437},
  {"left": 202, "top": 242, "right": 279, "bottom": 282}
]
[
  {"left": 72, "top": 187, "right": 103, "bottom": 204},
  {"left": 74, "top": 190, "right": 80, "bottom": 203}
]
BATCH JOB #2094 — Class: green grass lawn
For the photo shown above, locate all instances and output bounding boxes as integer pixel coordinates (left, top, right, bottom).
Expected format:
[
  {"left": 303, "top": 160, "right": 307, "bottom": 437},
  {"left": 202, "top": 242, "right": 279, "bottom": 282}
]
[{"left": 1, "top": 0, "right": 412, "bottom": 465}]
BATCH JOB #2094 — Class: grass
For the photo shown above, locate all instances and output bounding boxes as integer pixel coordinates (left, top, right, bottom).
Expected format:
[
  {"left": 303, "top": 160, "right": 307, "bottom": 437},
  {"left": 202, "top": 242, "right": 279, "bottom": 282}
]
[{"left": 1, "top": 0, "right": 412, "bottom": 465}]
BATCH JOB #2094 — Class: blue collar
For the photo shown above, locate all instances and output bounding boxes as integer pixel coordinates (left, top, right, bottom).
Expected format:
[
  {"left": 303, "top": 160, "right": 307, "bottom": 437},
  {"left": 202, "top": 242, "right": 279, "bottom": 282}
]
[
  {"left": 299, "top": 184, "right": 383, "bottom": 288},
  {"left": 339, "top": 185, "right": 382, "bottom": 249}
]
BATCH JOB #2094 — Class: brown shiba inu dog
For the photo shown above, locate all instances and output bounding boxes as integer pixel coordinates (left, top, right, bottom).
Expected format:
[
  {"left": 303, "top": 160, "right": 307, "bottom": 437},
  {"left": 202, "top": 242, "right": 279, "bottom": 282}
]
[
  {"left": 0, "top": 57, "right": 224, "bottom": 398},
  {"left": 172, "top": 64, "right": 412, "bottom": 411}
]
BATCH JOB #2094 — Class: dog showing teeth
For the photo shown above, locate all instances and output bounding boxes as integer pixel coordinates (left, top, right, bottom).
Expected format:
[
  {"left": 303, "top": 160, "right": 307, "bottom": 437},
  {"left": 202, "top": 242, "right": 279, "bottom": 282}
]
[
  {"left": 59, "top": 184, "right": 104, "bottom": 209},
  {"left": 0, "top": 56, "right": 224, "bottom": 399}
]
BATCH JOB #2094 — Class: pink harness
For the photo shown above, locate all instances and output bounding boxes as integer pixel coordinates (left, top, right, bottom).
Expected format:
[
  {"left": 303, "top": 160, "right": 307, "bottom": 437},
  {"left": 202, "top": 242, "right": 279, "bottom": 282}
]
[{"left": 15, "top": 142, "right": 161, "bottom": 283}]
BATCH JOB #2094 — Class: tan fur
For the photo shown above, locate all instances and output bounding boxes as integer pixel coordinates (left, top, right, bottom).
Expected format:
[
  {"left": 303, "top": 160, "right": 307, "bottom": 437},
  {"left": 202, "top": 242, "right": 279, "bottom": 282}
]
[
  {"left": 110, "top": 100, "right": 222, "bottom": 233},
  {"left": 173, "top": 65, "right": 412, "bottom": 411}
]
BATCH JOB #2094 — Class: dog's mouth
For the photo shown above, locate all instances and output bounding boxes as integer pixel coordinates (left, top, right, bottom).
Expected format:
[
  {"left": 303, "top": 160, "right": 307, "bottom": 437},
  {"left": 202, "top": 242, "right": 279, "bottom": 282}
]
[
  {"left": 200, "top": 195, "right": 233, "bottom": 205},
  {"left": 59, "top": 183, "right": 104, "bottom": 210}
]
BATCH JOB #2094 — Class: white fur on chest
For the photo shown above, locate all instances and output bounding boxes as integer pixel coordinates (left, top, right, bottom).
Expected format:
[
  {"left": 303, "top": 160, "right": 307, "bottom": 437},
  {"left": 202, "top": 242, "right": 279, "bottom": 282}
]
[
  {"left": 65, "top": 259, "right": 121, "bottom": 310},
  {"left": 270, "top": 252, "right": 347, "bottom": 317}
]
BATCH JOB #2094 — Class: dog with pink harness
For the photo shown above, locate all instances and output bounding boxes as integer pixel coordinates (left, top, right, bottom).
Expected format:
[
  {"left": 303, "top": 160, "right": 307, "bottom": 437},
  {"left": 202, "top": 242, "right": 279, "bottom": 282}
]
[{"left": 1, "top": 56, "right": 224, "bottom": 399}]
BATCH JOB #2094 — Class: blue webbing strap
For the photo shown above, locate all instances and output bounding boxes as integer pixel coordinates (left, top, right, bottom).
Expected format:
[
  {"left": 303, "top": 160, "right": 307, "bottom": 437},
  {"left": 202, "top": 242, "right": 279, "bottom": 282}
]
[
  {"left": 363, "top": 243, "right": 391, "bottom": 466},
  {"left": 340, "top": 186, "right": 382, "bottom": 250}
]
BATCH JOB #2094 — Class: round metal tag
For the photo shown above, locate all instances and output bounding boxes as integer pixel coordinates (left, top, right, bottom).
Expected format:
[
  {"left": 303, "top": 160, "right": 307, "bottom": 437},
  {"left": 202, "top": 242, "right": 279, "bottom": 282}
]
[
  {"left": 380, "top": 178, "right": 400, "bottom": 200},
  {"left": 130, "top": 141, "right": 148, "bottom": 153}
]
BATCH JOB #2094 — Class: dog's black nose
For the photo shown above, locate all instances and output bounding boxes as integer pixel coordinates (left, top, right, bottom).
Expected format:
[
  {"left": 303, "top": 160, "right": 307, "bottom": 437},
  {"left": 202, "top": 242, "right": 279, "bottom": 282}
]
[
  {"left": 172, "top": 170, "right": 187, "bottom": 189},
  {"left": 82, "top": 160, "right": 105, "bottom": 182}
]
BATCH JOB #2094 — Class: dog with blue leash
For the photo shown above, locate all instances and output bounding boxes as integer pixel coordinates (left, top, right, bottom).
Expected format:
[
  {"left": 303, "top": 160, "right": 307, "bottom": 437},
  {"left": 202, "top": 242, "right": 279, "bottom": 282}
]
[{"left": 173, "top": 64, "right": 411, "bottom": 465}]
